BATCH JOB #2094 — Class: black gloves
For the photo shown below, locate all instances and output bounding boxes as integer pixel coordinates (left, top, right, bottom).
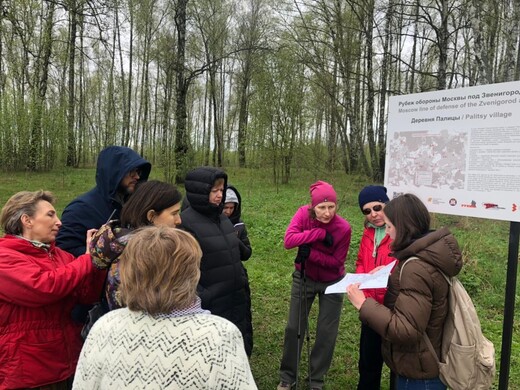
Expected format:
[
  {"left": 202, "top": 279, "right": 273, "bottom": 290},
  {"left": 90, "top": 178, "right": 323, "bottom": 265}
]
[
  {"left": 295, "top": 244, "right": 311, "bottom": 264},
  {"left": 323, "top": 232, "right": 334, "bottom": 247}
]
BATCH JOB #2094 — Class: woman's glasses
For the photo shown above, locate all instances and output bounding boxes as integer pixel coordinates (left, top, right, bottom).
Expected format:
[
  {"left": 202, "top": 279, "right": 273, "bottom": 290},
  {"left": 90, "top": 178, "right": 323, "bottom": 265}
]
[{"left": 362, "top": 204, "right": 383, "bottom": 215}]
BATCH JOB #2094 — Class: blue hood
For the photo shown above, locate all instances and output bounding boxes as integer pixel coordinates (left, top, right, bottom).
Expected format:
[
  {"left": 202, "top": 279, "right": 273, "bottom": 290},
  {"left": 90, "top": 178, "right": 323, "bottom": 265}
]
[
  {"left": 96, "top": 146, "right": 151, "bottom": 199},
  {"left": 56, "top": 146, "right": 151, "bottom": 257}
]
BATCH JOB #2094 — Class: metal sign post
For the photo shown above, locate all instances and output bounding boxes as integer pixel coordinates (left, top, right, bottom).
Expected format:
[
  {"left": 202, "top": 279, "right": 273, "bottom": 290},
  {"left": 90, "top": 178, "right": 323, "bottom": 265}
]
[{"left": 498, "top": 221, "right": 520, "bottom": 390}]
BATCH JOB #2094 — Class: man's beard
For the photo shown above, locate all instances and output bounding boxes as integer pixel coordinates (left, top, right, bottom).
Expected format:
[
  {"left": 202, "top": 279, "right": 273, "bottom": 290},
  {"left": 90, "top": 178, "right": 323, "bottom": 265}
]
[{"left": 118, "top": 184, "right": 134, "bottom": 198}]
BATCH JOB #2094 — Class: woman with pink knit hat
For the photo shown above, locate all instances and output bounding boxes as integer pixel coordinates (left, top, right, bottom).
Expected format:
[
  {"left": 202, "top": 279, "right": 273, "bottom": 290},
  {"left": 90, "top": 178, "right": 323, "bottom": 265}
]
[{"left": 277, "top": 181, "right": 352, "bottom": 390}]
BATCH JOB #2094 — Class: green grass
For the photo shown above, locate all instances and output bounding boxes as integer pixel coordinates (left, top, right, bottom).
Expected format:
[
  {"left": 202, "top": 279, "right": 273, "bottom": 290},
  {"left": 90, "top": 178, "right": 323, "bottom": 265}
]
[{"left": 1, "top": 167, "right": 518, "bottom": 389}]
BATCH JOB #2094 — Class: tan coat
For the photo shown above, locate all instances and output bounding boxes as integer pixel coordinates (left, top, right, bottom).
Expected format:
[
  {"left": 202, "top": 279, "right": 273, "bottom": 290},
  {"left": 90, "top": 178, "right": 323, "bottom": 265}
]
[{"left": 359, "top": 227, "right": 463, "bottom": 379}]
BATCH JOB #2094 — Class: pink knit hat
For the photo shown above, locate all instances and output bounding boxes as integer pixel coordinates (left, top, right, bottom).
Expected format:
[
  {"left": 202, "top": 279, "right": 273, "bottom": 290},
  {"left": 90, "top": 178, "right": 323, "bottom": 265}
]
[{"left": 310, "top": 181, "right": 337, "bottom": 207}]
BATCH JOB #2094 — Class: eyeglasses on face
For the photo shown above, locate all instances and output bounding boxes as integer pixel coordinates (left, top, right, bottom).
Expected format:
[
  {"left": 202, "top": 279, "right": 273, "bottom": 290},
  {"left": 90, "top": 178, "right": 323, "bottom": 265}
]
[
  {"left": 128, "top": 168, "right": 142, "bottom": 177},
  {"left": 362, "top": 204, "right": 383, "bottom": 215}
]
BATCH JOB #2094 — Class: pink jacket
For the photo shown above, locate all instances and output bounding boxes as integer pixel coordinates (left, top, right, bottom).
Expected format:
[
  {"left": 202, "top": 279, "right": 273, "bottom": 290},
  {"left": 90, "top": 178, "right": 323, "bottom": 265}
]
[
  {"left": 0, "top": 235, "right": 105, "bottom": 389},
  {"left": 355, "top": 226, "right": 396, "bottom": 304},
  {"left": 284, "top": 205, "right": 351, "bottom": 283}
]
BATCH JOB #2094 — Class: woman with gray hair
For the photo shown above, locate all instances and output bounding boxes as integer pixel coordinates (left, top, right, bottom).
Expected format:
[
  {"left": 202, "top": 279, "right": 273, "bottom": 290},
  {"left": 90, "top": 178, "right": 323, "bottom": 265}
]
[
  {"left": 0, "top": 190, "right": 105, "bottom": 390},
  {"left": 73, "top": 226, "right": 257, "bottom": 389}
]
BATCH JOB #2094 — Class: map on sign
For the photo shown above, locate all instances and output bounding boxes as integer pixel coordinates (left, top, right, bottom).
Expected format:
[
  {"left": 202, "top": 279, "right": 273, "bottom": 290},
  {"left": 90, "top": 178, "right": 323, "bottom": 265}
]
[{"left": 387, "top": 130, "right": 467, "bottom": 190}]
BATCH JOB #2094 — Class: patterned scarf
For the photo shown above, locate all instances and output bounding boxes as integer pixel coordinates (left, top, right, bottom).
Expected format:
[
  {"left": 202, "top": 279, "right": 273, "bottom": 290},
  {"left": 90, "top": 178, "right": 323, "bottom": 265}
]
[{"left": 16, "top": 235, "right": 51, "bottom": 251}]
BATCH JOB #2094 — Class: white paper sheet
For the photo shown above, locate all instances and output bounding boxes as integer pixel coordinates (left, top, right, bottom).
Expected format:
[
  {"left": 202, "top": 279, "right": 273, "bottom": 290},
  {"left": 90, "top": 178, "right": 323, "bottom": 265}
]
[{"left": 324, "top": 260, "right": 397, "bottom": 294}]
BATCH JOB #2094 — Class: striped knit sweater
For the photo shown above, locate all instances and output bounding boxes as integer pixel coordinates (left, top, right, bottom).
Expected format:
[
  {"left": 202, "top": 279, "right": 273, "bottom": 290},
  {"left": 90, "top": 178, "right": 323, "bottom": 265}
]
[{"left": 72, "top": 308, "right": 257, "bottom": 389}]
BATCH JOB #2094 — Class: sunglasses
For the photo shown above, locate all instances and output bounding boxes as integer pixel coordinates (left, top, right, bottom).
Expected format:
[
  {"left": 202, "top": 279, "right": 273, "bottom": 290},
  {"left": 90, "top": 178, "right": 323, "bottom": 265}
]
[
  {"left": 128, "top": 168, "right": 143, "bottom": 178},
  {"left": 362, "top": 204, "right": 384, "bottom": 215}
]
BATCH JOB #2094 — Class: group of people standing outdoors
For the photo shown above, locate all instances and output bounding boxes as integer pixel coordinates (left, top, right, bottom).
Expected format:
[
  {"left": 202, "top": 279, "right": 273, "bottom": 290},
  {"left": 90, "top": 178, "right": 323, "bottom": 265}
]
[{"left": 0, "top": 145, "right": 463, "bottom": 390}]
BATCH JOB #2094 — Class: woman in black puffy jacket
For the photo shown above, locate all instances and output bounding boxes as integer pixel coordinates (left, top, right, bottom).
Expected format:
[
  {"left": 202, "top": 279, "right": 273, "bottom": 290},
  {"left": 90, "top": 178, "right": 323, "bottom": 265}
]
[{"left": 180, "top": 167, "right": 252, "bottom": 357}]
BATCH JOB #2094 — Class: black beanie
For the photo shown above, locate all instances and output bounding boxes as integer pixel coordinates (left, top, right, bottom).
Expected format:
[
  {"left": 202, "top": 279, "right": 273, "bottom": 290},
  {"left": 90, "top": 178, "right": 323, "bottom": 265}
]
[{"left": 358, "top": 185, "right": 389, "bottom": 210}]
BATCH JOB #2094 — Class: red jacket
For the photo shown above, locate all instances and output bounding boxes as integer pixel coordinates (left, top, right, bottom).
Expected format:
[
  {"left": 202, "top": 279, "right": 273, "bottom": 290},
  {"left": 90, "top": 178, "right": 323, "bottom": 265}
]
[
  {"left": 355, "top": 226, "right": 396, "bottom": 304},
  {"left": 0, "top": 235, "right": 105, "bottom": 389}
]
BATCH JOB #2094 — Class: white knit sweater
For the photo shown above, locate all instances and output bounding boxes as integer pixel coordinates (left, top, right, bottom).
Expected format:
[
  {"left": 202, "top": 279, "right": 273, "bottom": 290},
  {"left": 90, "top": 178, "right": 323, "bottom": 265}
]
[{"left": 72, "top": 308, "right": 257, "bottom": 389}]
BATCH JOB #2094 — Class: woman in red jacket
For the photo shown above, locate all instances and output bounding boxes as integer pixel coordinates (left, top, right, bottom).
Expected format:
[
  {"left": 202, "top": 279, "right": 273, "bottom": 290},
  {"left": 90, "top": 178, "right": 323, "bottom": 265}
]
[
  {"left": 355, "top": 185, "right": 396, "bottom": 390},
  {"left": 0, "top": 191, "right": 105, "bottom": 390}
]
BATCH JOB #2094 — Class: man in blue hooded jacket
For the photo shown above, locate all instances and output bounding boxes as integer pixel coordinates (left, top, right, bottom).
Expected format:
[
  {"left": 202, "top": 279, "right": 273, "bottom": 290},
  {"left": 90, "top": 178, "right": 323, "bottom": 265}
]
[
  {"left": 57, "top": 146, "right": 151, "bottom": 257},
  {"left": 57, "top": 146, "right": 150, "bottom": 324}
]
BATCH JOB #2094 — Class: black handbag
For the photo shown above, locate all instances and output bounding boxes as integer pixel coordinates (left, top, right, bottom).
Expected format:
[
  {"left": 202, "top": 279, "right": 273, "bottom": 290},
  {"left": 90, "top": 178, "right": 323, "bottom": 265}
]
[
  {"left": 80, "top": 300, "right": 109, "bottom": 340},
  {"left": 80, "top": 266, "right": 112, "bottom": 341}
]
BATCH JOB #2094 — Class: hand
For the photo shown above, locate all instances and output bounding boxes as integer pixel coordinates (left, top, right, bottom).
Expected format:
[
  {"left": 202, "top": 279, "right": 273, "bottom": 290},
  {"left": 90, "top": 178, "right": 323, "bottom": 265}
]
[
  {"left": 346, "top": 283, "right": 366, "bottom": 310},
  {"left": 323, "top": 232, "right": 334, "bottom": 247},
  {"left": 295, "top": 244, "right": 311, "bottom": 264},
  {"left": 85, "top": 229, "right": 98, "bottom": 254}
]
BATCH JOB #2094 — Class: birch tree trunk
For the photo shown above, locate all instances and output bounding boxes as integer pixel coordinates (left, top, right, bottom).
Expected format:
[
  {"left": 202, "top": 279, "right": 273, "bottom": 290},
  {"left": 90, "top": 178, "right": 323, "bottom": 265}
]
[
  {"left": 66, "top": 0, "right": 78, "bottom": 167},
  {"left": 29, "top": 2, "right": 55, "bottom": 171},
  {"left": 468, "top": 0, "right": 494, "bottom": 83},
  {"left": 174, "top": 0, "right": 190, "bottom": 183}
]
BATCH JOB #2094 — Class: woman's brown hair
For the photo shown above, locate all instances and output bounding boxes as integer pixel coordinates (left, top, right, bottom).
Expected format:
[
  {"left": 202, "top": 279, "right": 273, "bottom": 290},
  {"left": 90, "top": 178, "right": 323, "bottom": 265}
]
[
  {"left": 383, "top": 193, "right": 430, "bottom": 252},
  {"left": 1, "top": 190, "right": 55, "bottom": 235},
  {"left": 120, "top": 181, "right": 182, "bottom": 228},
  {"left": 119, "top": 226, "right": 202, "bottom": 315}
]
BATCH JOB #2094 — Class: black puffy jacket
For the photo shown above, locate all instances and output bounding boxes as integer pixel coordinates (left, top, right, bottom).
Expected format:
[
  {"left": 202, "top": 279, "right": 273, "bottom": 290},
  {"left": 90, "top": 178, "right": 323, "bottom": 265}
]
[{"left": 180, "top": 167, "right": 251, "bottom": 355}]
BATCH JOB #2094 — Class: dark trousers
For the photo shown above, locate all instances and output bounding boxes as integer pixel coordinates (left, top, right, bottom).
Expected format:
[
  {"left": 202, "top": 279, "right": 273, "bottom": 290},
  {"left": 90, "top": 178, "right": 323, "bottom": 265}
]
[
  {"left": 396, "top": 376, "right": 446, "bottom": 390},
  {"left": 243, "top": 266, "right": 253, "bottom": 357},
  {"left": 23, "top": 377, "right": 72, "bottom": 390},
  {"left": 279, "top": 271, "right": 344, "bottom": 389},
  {"left": 357, "top": 323, "right": 384, "bottom": 390}
]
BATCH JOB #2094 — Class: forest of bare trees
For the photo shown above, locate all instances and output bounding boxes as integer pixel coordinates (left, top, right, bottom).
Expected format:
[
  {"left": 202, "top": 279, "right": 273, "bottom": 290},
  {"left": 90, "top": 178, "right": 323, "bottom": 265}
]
[{"left": 1, "top": 0, "right": 519, "bottom": 183}]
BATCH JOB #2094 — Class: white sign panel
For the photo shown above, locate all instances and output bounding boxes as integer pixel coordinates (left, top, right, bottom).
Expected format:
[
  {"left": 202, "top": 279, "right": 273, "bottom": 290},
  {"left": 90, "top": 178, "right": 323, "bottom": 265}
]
[{"left": 384, "top": 81, "right": 520, "bottom": 222}]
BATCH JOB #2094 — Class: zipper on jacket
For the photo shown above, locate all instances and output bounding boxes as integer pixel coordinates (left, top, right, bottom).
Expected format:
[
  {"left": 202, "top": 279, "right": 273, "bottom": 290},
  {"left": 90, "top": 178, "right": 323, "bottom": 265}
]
[
  {"left": 372, "top": 234, "right": 379, "bottom": 267},
  {"left": 47, "top": 250, "right": 57, "bottom": 269}
]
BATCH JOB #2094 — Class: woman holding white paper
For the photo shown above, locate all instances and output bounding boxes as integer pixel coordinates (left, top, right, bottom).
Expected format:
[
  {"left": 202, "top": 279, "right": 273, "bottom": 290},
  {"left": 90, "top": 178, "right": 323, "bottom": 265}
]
[
  {"left": 354, "top": 185, "right": 396, "bottom": 390},
  {"left": 347, "top": 193, "right": 463, "bottom": 390}
]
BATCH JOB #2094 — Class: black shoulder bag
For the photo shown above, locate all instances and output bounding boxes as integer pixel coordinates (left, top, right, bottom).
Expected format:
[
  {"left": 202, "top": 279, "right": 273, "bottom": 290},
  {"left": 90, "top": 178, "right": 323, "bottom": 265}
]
[{"left": 80, "top": 264, "right": 113, "bottom": 341}]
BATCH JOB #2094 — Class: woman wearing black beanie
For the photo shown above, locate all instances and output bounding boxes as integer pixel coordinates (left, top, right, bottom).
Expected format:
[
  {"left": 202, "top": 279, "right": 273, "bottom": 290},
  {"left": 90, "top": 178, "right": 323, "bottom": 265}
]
[{"left": 354, "top": 185, "right": 397, "bottom": 390}]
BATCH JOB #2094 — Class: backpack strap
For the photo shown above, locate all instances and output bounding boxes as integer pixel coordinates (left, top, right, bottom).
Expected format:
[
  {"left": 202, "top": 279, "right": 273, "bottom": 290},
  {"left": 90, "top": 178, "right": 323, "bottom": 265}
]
[
  {"left": 422, "top": 331, "right": 440, "bottom": 363},
  {"left": 399, "top": 256, "right": 420, "bottom": 280},
  {"left": 400, "top": 256, "right": 452, "bottom": 288},
  {"left": 399, "top": 256, "right": 451, "bottom": 363}
]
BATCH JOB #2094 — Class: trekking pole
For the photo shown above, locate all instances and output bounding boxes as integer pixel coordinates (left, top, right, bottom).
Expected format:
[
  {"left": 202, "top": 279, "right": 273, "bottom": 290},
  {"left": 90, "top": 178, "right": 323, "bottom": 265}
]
[
  {"left": 295, "top": 264, "right": 304, "bottom": 389},
  {"left": 300, "top": 261, "right": 312, "bottom": 389},
  {"left": 294, "top": 245, "right": 311, "bottom": 389}
]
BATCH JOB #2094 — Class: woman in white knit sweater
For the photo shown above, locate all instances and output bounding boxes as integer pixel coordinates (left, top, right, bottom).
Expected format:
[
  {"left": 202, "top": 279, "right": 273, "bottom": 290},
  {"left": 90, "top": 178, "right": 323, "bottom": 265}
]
[{"left": 73, "top": 226, "right": 257, "bottom": 390}]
